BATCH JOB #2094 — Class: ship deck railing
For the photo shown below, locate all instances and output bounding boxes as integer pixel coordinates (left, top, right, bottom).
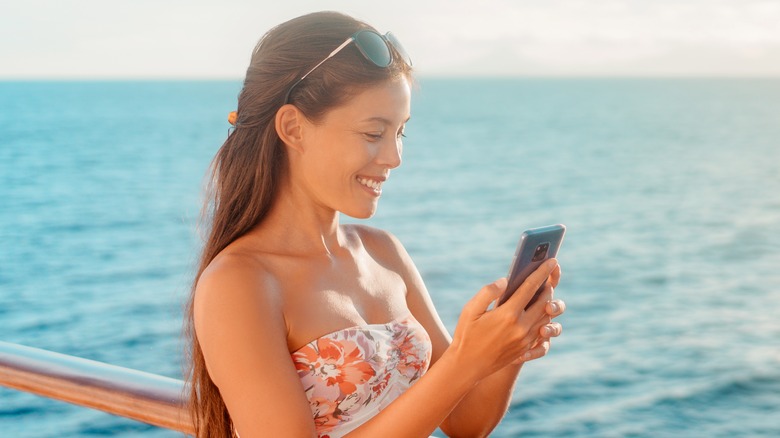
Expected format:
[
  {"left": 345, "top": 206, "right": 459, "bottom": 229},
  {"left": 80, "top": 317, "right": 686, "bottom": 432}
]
[{"left": 0, "top": 340, "right": 194, "bottom": 435}]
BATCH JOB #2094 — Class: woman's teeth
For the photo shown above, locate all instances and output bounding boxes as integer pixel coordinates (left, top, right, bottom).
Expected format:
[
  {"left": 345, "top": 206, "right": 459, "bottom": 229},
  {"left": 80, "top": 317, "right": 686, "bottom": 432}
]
[{"left": 357, "top": 177, "right": 382, "bottom": 190}]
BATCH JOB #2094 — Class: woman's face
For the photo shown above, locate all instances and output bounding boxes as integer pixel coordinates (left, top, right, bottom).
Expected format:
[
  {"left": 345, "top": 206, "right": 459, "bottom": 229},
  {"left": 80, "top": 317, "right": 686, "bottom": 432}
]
[{"left": 297, "top": 76, "right": 411, "bottom": 219}]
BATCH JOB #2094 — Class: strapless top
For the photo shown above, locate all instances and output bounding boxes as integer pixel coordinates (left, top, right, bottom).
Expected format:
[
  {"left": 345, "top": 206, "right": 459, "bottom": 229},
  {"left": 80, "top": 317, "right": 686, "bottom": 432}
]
[{"left": 291, "top": 311, "right": 432, "bottom": 438}]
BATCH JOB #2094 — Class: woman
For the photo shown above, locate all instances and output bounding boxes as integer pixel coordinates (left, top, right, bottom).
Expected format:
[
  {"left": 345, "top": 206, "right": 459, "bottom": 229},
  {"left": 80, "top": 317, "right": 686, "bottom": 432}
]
[{"left": 185, "top": 11, "right": 565, "bottom": 438}]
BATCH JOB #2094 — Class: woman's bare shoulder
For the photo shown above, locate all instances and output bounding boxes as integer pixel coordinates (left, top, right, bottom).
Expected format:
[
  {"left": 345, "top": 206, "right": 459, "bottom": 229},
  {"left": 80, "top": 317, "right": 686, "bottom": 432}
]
[
  {"left": 346, "top": 224, "right": 406, "bottom": 256},
  {"left": 346, "top": 224, "right": 418, "bottom": 280},
  {"left": 193, "top": 247, "right": 286, "bottom": 342},
  {"left": 197, "top": 247, "right": 281, "bottom": 300}
]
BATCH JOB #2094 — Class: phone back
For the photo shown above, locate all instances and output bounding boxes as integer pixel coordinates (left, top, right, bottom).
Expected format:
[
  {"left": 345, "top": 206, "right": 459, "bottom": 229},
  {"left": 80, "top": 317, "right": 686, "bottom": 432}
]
[{"left": 499, "top": 224, "right": 566, "bottom": 307}]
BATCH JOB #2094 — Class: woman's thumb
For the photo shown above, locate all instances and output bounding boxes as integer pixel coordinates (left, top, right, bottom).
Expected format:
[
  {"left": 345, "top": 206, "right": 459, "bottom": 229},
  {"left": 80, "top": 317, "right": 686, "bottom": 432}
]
[{"left": 462, "top": 278, "right": 507, "bottom": 318}]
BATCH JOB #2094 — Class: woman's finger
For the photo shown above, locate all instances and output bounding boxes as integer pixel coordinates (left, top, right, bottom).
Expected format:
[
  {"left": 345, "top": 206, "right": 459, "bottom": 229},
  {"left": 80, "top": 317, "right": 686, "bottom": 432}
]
[
  {"left": 540, "top": 322, "right": 562, "bottom": 338},
  {"left": 549, "top": 264, "right": 561, "bottom": 288},
  {"left": 546, "top": 299, "right": 566, "bottom": 317},
  {"left": 505, "top": 258, "right": 559, "bottom": 310},
  {"left": 526, "top": 340, "right": 551, "bottom": 361},
  {"left": 514, "top": 340, "right": 551, "bottom": 363}
]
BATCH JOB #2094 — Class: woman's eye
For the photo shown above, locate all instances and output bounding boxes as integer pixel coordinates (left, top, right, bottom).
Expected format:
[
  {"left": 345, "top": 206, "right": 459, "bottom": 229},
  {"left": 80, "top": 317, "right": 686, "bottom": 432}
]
[
  {"left": 364, "top": 133, "right": 383, "bottom": 141},
  {"left": 397, "top": 131, "right": 407, "bottom": 139}
]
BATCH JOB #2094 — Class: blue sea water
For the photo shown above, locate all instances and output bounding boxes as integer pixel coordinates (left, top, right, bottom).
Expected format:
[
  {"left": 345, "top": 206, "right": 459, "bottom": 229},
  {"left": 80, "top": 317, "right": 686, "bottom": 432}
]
[{"left": 1, "top": 78, "right": 779, "bottom": 437}]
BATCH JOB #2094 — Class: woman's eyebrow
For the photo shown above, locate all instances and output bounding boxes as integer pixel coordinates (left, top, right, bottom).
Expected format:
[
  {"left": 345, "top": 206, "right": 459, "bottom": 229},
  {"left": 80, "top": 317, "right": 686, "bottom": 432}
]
[{"left": 359, "top": 116, "right": 412, "bottom": 125}]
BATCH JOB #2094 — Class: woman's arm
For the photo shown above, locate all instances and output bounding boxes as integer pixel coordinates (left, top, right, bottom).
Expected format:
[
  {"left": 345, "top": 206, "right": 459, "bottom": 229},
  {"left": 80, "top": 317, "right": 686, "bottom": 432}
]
[
  {"left": 194, "top": 254, "right": 319, "bottom": 438},
  {"left": 379, "top": 229, "right": 565, "bottom": 437},
  {"left": 438, "top": 295, "right": 564, "bottom": 438}
]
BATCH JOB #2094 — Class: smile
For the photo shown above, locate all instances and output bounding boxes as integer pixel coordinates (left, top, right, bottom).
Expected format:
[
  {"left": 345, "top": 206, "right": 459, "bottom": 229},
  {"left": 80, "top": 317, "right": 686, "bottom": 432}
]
[{"left": 357, "top": 176, "right": 384, "bottom": 192}]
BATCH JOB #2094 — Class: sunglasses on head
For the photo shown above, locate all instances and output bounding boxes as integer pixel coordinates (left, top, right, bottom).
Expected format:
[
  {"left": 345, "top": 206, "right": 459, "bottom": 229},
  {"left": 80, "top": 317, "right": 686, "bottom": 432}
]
[{"left": 283, "top": 29, "right": 412, "bottom": 104}]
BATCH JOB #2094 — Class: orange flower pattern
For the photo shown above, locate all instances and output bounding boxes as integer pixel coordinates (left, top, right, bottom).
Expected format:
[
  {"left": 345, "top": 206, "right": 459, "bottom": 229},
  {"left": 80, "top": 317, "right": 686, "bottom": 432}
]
[{"left": 291, "top": 312, "right": 432, "bottom": 438}]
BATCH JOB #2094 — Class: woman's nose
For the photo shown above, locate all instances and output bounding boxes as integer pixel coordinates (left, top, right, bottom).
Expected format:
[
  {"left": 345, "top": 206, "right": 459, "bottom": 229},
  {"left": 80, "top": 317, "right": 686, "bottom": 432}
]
[{"left": 377, "top": 137, "right": 402, "bottom": 169}]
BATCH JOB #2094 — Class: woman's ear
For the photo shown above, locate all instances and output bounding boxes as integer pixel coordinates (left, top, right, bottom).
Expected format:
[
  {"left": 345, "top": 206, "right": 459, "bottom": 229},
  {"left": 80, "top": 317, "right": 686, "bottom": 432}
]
[{"left": 275, "top": 104, "right": 306, "bottom": 153}]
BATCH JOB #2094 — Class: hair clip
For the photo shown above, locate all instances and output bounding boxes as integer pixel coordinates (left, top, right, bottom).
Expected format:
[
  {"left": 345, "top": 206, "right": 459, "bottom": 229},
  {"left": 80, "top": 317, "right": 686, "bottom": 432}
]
[{"left": 228, "top": 111, "right": 238, "bottom": 126}]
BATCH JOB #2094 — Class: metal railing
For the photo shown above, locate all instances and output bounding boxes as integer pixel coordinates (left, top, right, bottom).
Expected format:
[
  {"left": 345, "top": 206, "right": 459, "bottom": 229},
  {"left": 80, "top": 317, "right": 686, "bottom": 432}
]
[{"left": 0, "top": 341, "right": 194, "bottom": 435}]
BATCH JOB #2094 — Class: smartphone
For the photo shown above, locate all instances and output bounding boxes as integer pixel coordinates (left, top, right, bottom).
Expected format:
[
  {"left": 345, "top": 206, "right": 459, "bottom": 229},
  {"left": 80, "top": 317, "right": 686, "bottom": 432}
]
[{"left": 497, "top": 224, "right": 566, "bottom": 308}]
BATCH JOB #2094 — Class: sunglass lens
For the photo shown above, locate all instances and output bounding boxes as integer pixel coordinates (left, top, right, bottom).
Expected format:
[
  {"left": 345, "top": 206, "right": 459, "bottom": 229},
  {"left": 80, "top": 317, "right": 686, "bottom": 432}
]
[
  {"left": 354, "top": 31, "right": 392, "bottom": 67},
  {"left": 385, "top": 32, "right": 412, "bottom": 67}
]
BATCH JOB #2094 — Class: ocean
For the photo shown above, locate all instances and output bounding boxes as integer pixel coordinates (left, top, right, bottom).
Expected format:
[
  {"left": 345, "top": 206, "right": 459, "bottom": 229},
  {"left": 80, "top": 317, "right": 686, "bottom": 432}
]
[{"left": 1, "top": 78, "right": 779, "bottom": 437}]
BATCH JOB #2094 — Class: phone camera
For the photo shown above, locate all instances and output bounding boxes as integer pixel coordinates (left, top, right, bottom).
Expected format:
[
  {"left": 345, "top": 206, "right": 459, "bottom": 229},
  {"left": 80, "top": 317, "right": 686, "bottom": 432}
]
[{"left": 532, "top": 243, "right": 549, "bottom": 262}]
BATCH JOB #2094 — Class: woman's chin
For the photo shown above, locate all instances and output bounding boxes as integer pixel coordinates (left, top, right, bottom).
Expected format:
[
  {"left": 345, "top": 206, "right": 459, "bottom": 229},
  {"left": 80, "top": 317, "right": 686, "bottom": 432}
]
[{"left": 341, "top": 203, "right": 378, "bottom": 220}]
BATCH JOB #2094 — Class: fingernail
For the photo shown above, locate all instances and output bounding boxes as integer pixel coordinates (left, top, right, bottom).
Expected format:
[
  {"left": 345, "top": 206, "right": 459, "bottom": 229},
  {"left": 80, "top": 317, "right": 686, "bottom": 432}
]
[
  {"left": 523, "top": 352, "right": 532, "bottom": 360},
  {"left": 544, "top": 326, "right": 553, "bottom": 336},
  {"left": 549, "top": 302, "right": 559, "bottom": 313}
]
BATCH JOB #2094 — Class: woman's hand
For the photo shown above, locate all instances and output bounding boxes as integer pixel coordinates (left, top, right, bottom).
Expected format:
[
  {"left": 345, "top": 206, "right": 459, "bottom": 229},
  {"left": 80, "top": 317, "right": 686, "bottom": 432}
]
[{"left": 449, "top": 259, "right": 565, "bottom": 382}]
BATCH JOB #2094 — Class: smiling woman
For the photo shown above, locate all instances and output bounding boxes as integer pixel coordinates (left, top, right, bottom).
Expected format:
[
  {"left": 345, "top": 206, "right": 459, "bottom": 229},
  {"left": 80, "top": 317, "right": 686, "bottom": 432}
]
[{"left": 185, "top": 11, "right": 566, "bottom": 438}]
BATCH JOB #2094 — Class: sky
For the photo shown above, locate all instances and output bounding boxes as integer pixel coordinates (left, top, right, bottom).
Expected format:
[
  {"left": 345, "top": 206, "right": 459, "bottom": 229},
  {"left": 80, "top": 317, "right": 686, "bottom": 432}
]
[{"left": 1, "top": 0, "right": 779, "bottom": 79}]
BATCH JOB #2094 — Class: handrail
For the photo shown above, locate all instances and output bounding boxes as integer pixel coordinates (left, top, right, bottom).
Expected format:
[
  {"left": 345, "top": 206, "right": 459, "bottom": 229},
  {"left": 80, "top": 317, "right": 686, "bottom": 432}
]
[{"left": 0, "top": 341, "right": 194, "bottom": 435}]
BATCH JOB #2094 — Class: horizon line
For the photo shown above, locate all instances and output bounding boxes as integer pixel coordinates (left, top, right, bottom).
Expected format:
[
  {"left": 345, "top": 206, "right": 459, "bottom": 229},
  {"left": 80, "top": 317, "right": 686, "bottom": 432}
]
[{"left": 2, "top": 73, "right": 780, "bottom": 82}]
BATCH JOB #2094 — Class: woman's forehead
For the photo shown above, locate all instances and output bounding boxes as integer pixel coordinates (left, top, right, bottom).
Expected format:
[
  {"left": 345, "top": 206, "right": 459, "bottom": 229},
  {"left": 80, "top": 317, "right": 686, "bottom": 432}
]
[{"left": 328, "top": 78, "right": 411, "bottom": 124}]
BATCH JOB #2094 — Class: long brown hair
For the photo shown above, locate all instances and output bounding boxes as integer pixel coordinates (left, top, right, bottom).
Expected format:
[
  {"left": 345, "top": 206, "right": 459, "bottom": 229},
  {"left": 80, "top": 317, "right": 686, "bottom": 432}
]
[{"left": 184, "top": 11, "right": 412, "bottom": 438}]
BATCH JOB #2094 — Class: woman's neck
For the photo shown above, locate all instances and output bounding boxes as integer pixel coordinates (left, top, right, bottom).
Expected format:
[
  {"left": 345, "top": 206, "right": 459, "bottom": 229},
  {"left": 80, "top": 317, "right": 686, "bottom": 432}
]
[{"left": 246, "top": 180, "right": 348, "bottom": 257}]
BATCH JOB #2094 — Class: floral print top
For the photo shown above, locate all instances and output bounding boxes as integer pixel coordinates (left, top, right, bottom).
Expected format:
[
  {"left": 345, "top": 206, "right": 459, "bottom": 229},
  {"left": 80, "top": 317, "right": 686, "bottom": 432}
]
[{"left": 291, "top": 311, "right": 432, "bottom": 438}]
